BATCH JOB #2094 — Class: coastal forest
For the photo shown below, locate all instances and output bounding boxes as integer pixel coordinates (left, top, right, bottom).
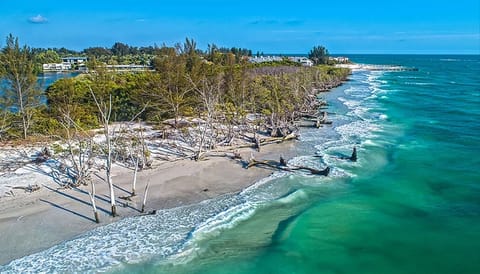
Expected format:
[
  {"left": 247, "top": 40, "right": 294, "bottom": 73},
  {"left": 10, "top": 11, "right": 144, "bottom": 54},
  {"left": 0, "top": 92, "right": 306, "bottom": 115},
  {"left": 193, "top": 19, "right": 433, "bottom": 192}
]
[
  {"left": 0, "top": 34, "right": 349, "bottom": 219},
  {"left": 0, "top": 35, "right": 348, "bottom": 141}
]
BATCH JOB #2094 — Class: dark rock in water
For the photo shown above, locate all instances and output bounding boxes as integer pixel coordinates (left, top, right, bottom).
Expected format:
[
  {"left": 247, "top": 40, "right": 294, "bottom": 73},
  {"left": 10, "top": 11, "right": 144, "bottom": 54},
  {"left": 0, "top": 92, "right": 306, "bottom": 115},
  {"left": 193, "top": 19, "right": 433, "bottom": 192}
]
[{"left": 203, "top": 188, "right": 209, "bottom": 192}]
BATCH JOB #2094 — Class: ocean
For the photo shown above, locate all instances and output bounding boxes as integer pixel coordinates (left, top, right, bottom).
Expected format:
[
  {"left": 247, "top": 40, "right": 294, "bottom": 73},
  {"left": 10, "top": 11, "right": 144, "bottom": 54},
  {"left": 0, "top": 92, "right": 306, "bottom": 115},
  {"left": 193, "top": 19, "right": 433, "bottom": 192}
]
[{"left": 2, "top": 55, "right": 479, "bottom": 273}]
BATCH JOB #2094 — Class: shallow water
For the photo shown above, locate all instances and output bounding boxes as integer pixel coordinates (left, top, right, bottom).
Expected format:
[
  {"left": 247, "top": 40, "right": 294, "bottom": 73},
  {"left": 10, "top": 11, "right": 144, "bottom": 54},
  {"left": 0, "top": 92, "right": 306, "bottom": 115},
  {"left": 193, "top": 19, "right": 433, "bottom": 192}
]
[{"left": 2, "top": 55, "right": 479, "bottom": 273}]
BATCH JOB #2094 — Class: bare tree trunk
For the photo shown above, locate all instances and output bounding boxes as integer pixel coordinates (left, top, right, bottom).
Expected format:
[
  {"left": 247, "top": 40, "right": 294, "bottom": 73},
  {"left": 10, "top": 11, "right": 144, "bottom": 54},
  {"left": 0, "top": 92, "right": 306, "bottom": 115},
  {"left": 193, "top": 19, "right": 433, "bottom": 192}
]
[
  {"left": 132, "top": 154, "right": 139, "bottom": 196},
  {"left": 60, "top": 113, "right": 95, "bottom": 187},
  {"left": 141, "top": 182, "right": 150, "bottom": 213},
  {"left": 16, "top": 79, "right": 28, "bottom": 139},
  {"left": 88, "top": 182, "right": 100, "bottom": 223},
  {"left": 90, "top": 89, "right": 117, "bottom": 217},
  {"left": 105, "top": 125, "right": 116, "bottom": 217}
]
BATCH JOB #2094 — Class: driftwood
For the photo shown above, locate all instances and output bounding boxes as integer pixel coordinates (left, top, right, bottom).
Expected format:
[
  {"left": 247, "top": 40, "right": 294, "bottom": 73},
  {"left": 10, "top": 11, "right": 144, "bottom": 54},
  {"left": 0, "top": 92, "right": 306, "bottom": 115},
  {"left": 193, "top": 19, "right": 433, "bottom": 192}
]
[
  {"left": 140, "top": 210, "right": 157, "bottom": 216},
  {"left": 247, "top": 157, "right": 330, "bottom": 176},
  {"left": 33, "top": 147, "right": 52, "bottom": 164},
  {"left": 12, "top": 184, "right": 41, "bottom": 193},
  {"left": 260, "top": 132, "right": 299, "bottom": 146},
  {"left": 297, "top": 112, "right": 332, "bottom": 128},
  {"left": 233, "top": 131, "right": 298, "bottom": 153},
  {"left": 316, "top": 111, "right": 332, "bottom": 127},
  {"left": 290, "top": 166, "right": 330, "bottom": 176},
  {"left": 279, "top": 155, "right": 287, "bottom": 166},
  {"left": 255, "top": 137, "right": 261, "bottom": 152}
]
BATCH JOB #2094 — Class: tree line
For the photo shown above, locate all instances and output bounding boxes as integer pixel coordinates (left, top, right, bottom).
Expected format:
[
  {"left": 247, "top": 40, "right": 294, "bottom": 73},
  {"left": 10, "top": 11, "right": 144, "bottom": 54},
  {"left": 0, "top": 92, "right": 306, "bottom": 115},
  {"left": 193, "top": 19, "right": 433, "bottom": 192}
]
[
  {"left": 1, "top": 34, "right": 348, "bottom": 142},
  {"left": 0, "top": 34, "right": 349, "bottom": 220}
]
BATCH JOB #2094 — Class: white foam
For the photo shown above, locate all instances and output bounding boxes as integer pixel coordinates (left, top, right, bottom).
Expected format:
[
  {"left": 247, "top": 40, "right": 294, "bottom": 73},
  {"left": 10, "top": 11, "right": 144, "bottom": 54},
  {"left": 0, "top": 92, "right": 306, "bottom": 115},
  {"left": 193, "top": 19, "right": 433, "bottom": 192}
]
[
  {"left": 379, "top": 114, "right": 388, "bottom": 120},
  {"left": 189, "top": 202, "right": 258, "bottom": 240}
]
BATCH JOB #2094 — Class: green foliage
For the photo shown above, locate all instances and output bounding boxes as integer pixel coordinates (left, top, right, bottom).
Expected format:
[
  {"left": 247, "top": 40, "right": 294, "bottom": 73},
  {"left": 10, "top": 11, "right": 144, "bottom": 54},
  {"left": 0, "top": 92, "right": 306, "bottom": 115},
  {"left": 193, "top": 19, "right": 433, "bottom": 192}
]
[
  {"left": 30, "top": 107, "right": 62, "bottom": 135},
  {"left": 250, "top": 58, "right": 301, "bottom": 68},
  {"left": 0, "top": 110, "right": 17, "bottom": 140},
  {"left": 51, "top": 143, "right": 66, "bottom": 154},
  {"left": 308, "top": 45, "right": 329, "bottom": 65},
  {"left": 0, "top": 34, "right": 42, "bottom": 139},
  {"left": 34, "top": 49, "right": 61, "bottom": 64},
  {"left": 83, "top": 46, "right": 112, "bottom": 58},
  {"left": 45, "top": 77, "right": 99, "bottom": 128},
  {"left": 1, "top": 36, "right": 351, "bottom": 141}
]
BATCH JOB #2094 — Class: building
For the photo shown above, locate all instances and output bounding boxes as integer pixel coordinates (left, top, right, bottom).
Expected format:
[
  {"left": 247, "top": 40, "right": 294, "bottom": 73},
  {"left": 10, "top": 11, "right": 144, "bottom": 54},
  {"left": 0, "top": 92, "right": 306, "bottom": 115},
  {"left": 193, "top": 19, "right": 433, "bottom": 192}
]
[
  {"left": 249, "top": 56, "right": 283, "bottom": 63},
  {"left": 249, "top": 56, "right": 314, "bottom": 66},
  {"left": 61, "top": 57, "right": 88, "bottom": 65},
  {"left": 42, "top": 62, "right": 72, "bottom": 72},
  {"left": 329, "top": 57, "right": 350, "bottom": 64},
  {"left": 289, "top": 57, "right": 314, "bottom": 67}
]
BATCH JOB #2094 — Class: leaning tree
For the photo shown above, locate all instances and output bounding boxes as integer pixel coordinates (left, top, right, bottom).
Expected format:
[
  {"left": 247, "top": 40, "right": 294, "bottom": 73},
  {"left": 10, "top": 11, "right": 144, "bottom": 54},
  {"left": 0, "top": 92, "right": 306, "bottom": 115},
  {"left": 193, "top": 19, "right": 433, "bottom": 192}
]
[{"left": 0, "top": 34, "right": 42, "bottom": 139}]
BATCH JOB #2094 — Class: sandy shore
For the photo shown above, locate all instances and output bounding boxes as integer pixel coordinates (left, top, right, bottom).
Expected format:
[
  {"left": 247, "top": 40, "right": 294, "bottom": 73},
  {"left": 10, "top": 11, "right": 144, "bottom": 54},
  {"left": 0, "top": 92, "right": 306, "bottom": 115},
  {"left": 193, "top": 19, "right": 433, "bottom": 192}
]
[{"left": 0, "top": 142, "right": 298, "bottom": 265}]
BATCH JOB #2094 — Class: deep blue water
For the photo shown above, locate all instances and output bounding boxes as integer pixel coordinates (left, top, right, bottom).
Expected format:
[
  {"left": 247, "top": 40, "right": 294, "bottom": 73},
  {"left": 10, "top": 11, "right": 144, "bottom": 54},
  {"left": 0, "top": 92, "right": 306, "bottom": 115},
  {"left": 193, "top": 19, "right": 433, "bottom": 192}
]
[
  {"left": 1, "top": 72, "right": 78, "bottom": 107},
  {"left": 37, "top": 72, "right": 80, "bottom": 90},
  {"left": 2, "top": 55, "right": 480, "bottom": 273}
]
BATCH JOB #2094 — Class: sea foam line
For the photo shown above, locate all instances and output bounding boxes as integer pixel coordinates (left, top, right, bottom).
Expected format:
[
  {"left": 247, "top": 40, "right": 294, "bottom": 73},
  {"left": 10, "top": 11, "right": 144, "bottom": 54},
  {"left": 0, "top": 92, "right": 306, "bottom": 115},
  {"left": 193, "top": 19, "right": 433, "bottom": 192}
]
[{"left": 1, "top": 171, "right": 295, "bottom": 273}]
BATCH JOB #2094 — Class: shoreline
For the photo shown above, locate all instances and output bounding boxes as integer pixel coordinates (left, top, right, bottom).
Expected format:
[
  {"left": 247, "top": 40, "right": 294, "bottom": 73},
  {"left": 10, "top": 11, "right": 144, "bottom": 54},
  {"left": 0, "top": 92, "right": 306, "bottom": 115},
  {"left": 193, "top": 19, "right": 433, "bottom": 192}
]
[
  {"left": 1, "top": 66, "right": 349, "bottom": 266},
  {"left": 0, "top": 141, "right": 298, "bottom": 265}
]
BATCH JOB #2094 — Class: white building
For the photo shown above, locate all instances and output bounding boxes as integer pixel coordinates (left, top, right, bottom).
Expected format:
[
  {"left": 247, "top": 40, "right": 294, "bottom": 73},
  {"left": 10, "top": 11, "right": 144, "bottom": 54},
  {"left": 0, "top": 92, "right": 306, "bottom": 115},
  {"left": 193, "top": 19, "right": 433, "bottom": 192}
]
[
  {"left": 61, "top": 56, "right": 88, "bottom": 65},
  {"left": 42, "top": 62, "right": 72, "bottom": 72},
  {"left": 249, "top": 56, "right": 283, "bottom": 63},
  {"left": 289, "top": 57, "right": 314, "bottom": 66},
  {"left": 329, "top": 57, "right": 350, "bottom": 63}
]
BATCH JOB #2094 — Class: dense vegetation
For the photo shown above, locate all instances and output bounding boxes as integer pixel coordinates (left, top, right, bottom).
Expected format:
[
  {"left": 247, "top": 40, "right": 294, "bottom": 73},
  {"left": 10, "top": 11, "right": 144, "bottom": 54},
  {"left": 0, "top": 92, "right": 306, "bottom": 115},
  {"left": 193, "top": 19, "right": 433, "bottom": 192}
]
[{"left": 0, "top": 35, "right": 350, "bottom": 141}]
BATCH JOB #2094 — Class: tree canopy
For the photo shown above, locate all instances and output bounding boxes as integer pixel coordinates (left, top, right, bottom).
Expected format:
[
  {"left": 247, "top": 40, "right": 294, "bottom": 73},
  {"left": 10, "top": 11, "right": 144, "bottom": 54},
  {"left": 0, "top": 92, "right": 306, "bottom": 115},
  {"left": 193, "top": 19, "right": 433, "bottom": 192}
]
[
  {"left": 308, "top": 45, "right": 329, "bottom": 65},
  {"left": 1, "top": 35, "right": 350, "bottom": 141},
  {"left": 0, "top": 34, "right": 42, "bottom": 139}
]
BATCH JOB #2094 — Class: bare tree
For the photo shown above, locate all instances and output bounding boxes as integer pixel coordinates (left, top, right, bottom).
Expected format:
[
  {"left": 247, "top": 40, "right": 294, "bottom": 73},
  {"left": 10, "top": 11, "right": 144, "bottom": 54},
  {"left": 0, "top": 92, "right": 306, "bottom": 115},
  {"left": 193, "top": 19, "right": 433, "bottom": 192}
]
[
  {"left": 188, "top": 72, "right": 223, "bottom": 160},
  {"left": 58, "top": 111, "right": 99, "bottom": 223},
  {"left": 126, "top": 124, "right": 148, "bottom": 196},
  {"left": 59, "top": 114, "right": 95, "bottom": 186},
  {"left": 141, "top": 181, "right": 150, "bottom": 213},
  {"left": 90, "top": 88, "right": 117, "bottom": 217}
]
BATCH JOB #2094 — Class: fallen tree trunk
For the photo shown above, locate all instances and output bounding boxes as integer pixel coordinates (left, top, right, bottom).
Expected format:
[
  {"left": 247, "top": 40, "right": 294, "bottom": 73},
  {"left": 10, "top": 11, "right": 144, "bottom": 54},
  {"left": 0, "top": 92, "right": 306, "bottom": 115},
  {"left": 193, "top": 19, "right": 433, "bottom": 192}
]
[
  {"left": 12, "top": 184, "right": 41, "bottom": 193},
  {"left": 260, "top": 131, "right": 299, "bottom": 146},
  {"left": 246, "top": 157, "right": 330, "bottom": 176}
]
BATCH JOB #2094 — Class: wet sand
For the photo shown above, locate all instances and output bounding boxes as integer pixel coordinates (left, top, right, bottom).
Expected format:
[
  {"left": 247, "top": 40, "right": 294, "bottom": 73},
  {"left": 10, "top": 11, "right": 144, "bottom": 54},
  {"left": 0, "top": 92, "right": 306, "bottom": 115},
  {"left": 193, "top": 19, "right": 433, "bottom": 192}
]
[{"left": 0, "top": 142, "right": 298, "bottom": 265}]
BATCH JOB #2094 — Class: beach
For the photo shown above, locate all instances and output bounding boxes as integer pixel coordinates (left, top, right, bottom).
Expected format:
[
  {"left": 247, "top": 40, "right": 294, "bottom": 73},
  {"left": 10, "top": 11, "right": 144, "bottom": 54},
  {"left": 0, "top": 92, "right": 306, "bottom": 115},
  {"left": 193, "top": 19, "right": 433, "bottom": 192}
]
[
  {"left": 0, "top": 141, "right": 297, "bottom": 265},
  {"left": 1, "top": 55, "right": 479, "bottom": 273}
]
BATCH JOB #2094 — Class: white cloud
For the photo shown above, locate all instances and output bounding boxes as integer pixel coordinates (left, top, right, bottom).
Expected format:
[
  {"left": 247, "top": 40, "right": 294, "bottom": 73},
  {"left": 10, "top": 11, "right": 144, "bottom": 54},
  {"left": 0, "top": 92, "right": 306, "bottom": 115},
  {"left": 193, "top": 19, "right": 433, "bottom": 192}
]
[{"left": 29, "top": 15, "right": 48, "bottom": 24}]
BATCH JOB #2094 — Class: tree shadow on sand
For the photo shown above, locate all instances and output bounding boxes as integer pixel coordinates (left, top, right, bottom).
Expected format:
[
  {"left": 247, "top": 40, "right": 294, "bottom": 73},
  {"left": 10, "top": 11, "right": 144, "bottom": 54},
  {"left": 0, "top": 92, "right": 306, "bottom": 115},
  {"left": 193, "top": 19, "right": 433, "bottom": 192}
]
[{"left": 39, "top": 199, "right": 96, "bottom": 223}]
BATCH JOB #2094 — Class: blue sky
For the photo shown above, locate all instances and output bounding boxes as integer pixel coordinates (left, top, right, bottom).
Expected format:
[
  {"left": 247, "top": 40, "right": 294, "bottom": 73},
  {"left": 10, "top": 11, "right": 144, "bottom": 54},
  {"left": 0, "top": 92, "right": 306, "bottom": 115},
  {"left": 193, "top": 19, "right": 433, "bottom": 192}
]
[{"left": 1, "top": 0, "right": 479, "bottom": 54}]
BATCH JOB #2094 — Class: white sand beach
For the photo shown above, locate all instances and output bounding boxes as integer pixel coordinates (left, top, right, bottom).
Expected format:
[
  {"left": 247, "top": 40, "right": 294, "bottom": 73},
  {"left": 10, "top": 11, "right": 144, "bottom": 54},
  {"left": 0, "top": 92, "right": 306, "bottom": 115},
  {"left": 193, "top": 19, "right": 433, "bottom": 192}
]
[{"left": 0, "top": 142, "right": 297, "bottom": 265}]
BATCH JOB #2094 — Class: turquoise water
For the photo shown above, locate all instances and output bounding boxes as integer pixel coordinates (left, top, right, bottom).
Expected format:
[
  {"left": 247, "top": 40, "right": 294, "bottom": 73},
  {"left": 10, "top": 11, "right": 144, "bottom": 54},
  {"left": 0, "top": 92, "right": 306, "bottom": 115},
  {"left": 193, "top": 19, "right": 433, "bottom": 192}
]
[{"left": 2, "top": 55, "right": 479, "bottom": 273}]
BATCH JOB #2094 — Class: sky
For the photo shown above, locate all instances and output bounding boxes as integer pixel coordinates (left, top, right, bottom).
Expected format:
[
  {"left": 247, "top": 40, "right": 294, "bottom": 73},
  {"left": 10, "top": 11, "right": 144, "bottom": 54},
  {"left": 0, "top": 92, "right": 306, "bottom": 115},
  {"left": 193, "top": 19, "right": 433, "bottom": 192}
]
[{"left": 0, "top": 0, "right": 479, "bottom": 54}]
